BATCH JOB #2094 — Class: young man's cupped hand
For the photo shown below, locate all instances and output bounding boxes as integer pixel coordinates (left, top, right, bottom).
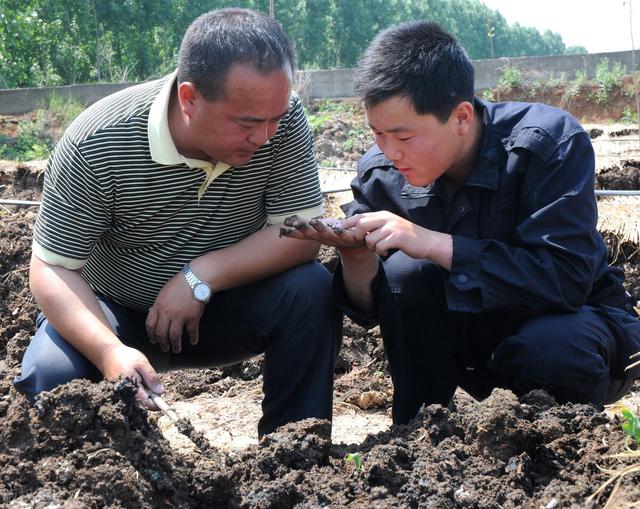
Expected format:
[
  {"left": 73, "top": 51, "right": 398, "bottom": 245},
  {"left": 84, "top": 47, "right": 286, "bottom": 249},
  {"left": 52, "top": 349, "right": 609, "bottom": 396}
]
[{"left": 280, "top": 211, "right": 450, "bottom": 263}]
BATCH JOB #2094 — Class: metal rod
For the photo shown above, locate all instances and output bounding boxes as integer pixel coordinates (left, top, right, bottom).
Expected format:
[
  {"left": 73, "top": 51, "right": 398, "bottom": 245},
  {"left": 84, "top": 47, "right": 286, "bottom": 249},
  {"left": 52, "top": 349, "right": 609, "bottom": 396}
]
[
  {"left": 595, "top": 190, "right": 640, "bottom": 196},
  {"left": 2, "top": 189, "right": 640, "bottom": 206},
  {"left": 0, "top": 199, "right": 42, "bottom": 206}
]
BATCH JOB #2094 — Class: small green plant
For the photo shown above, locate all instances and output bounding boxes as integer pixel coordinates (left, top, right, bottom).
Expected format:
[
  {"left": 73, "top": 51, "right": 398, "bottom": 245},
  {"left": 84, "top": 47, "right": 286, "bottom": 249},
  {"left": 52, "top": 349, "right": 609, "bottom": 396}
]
[
  {"left": 0, "top": 110, "right": 54, "bottom": 161},
  {"left": 497, "top": 65, "right": 523, "bottom": 93},
  {"left": 565, "top": 70, "right": 587, "bottom": 99},
  {"left": 344, "top": 452, "right": 364, "bottom": 471},
  {"left": 620, "top": 105, "right": 638, "bottom": 124},
  {"left": 343, "top": 139, "right": 355, "bottom": 151},
  {"left": 594, "top": 58, "right": 627, "bottom": 104},
  {"left": 621, "top": 407, "right": 640, "bottom": 446},
  {"left": 47, "top": 94, "right": 85, "bottom": 130},
  {"left": 305, "top": 108, "right": 332, "bottom": 134}
]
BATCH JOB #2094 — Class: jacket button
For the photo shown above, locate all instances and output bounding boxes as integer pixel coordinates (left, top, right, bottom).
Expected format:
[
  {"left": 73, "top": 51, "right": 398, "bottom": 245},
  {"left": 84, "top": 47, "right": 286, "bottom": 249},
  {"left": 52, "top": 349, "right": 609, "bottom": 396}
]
[{"left": 458, "top": 274, "right": 468, "bottom": 284}]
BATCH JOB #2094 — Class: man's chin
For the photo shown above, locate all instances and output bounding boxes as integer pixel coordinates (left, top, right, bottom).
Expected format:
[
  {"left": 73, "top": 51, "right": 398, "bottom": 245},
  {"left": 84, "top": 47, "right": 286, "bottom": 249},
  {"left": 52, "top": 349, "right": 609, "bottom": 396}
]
[{"left": 227, "top": 152, "right": 255, "bottom": 167}]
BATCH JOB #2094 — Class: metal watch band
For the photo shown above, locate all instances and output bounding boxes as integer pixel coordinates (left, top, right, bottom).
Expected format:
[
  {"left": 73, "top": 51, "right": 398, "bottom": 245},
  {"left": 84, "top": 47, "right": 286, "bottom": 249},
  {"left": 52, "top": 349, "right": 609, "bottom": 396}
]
[{"left": 181, "top": 263, "right": 212, "bottom": 303}]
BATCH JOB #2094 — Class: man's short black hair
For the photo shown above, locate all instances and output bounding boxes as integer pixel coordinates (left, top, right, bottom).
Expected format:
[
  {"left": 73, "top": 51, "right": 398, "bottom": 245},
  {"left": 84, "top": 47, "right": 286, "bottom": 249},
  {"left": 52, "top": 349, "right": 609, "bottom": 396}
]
[
  {"left": 178, "top": 8, "right": 294, "bottom": 101},
  {"left": 354, "top": 21, "right": 475, "bottom": 123}
]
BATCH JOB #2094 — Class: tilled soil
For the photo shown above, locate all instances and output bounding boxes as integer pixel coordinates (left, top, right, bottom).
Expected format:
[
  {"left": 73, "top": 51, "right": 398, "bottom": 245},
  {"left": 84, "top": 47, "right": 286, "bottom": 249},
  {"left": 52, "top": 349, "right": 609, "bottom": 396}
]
[{"left": 2, "top": 112, "right": 640, "bottom": 507}]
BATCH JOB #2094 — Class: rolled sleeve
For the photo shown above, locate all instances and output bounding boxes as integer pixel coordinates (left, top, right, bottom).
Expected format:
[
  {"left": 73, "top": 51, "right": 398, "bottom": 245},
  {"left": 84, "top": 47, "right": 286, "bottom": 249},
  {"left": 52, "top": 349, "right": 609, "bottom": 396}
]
[{"left": 265, "top": 95, "right": 324, "bottom": 224}]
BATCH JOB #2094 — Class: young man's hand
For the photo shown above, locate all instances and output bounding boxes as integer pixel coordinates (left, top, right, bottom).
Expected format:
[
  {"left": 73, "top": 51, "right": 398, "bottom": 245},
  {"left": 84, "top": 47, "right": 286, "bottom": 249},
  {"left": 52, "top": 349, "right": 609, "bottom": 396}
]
[
  {"left": 146, "top": 271, "right": 205, "bottom": 354},
  {"left": 281, "top": 212, "right": 453, "bottom": 270}
]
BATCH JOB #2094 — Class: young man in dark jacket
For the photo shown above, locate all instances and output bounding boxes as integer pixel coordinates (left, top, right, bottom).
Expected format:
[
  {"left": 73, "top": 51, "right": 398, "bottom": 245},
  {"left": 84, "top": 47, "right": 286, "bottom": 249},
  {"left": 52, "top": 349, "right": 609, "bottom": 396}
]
[{"left": 282, "top": 20, "right": 640, "bottom": 424}]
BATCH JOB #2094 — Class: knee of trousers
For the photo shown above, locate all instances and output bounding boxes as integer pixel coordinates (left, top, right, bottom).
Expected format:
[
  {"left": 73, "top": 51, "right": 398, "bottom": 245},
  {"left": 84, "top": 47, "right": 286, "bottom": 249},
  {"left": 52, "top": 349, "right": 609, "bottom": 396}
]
[
  {"left": 266, "top": 262, "right": 338, "bottom": 333},
  {"left": 13, "top": 321, "right": 101, "bottom": 401},
  {"left": 488, "top": 312, "right": 612, "bottom": 404}
]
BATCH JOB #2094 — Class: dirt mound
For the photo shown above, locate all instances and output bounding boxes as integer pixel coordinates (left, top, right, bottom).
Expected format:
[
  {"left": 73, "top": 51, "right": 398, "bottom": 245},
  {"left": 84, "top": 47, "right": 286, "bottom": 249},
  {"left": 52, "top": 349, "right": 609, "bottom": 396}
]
[
  {"left": 2, "top": 374, "right": 635, "bottom": 508},
  {"left": 2, "top": 107, "right": 640, "bottom": 506}
]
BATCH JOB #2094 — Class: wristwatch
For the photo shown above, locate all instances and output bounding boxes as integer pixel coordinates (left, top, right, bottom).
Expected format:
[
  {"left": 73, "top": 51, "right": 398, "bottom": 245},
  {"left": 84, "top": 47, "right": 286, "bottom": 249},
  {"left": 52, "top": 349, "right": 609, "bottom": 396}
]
[{"left": 181, "top": 263, "right": 212, "bottom": 303}]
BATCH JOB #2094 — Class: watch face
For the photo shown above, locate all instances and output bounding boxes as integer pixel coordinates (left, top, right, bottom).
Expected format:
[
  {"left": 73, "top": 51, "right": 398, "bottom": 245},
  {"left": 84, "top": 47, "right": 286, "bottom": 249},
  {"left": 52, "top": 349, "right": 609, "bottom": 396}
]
[{"left": 194, "top": 282, "right": 211, "bottom": 302}]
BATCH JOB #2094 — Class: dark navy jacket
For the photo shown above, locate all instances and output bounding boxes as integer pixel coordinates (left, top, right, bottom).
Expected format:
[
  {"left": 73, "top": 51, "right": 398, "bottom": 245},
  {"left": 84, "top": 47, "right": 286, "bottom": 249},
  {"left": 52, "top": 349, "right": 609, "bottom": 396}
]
[{"left": 342, "top": 98, "right": 634, "bottom": 315}]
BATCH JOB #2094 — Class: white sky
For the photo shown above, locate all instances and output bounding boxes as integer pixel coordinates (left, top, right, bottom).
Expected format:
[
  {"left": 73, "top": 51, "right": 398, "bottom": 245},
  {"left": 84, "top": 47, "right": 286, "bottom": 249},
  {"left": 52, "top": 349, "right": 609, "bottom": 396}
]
[{"left": 480, "top": 0, "right": 640, "bottom": 54}]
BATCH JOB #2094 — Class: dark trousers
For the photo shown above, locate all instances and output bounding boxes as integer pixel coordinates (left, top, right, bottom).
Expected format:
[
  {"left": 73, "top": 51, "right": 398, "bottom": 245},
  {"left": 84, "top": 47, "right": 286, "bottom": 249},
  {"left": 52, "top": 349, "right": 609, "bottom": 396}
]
[
  {"left": 376, "top": 251, "right": 640, "bottom": 425},
  {"left": 14, "top": 262, "right": 342, "bottom": 436}
]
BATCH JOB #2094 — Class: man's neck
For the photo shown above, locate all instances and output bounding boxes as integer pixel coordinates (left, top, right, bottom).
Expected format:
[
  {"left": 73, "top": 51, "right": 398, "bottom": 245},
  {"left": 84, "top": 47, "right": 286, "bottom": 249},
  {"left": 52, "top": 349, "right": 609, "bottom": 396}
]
[{"left": 443, "top": 110, "right": 484, "bottom": 192}]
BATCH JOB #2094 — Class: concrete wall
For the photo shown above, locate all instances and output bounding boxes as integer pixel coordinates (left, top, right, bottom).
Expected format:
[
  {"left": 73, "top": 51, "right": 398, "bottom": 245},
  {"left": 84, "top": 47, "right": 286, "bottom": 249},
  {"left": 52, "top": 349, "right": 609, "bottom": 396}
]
[{"left": 1, "top": 50, "right": 638, "bottom": 114}]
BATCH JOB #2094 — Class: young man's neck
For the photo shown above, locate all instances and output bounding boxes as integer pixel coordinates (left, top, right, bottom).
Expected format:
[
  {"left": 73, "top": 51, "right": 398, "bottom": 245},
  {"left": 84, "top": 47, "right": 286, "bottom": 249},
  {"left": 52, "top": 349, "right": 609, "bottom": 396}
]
[{"left": 442, "top": 108, "right": 484, "bottom": 193}]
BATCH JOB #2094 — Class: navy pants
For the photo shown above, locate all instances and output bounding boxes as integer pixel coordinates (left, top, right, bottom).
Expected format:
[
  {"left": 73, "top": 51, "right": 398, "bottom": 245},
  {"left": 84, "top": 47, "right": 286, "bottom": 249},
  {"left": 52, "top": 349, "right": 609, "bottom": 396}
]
[
  {"left": 375, "top": 252, "right": 640, "bottom": 425},
  {"left": 14, "top": 262, "right": 342, "bottom": 436}
]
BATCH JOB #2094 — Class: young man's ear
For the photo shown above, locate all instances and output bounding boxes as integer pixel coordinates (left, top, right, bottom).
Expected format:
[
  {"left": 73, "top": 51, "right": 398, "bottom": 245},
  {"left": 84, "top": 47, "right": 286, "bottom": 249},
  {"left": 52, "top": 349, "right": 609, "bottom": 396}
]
[
  {"left": 177, "top": 82, "right": 199, "bottom": 117},
  {"left": 451, "top": 101, "right": 474, "bottom": 135}
]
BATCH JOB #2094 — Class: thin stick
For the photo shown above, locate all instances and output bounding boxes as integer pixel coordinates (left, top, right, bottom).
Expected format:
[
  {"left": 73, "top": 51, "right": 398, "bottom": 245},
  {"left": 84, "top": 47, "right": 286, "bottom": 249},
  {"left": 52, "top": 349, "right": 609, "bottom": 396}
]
[{"left": 148, "top": 391, "right": 180, "bottom": 424}]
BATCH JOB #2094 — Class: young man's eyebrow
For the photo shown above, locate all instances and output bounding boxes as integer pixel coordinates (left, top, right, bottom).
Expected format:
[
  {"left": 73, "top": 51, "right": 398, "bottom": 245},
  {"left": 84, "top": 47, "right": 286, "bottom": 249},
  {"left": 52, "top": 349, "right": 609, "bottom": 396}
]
[{"left": 368, "top": 123, "right": 413, "bottom": 133}]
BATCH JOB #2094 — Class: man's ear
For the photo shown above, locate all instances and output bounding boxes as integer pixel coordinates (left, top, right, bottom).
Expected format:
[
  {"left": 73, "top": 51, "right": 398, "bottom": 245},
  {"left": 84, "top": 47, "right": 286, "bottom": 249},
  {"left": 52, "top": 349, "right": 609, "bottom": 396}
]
[
  {"left": 451, "top": 101, "right": 474, "bottom": 135},
  {"left": 177, "top": 82, "right": 199, "bottom": 117}
]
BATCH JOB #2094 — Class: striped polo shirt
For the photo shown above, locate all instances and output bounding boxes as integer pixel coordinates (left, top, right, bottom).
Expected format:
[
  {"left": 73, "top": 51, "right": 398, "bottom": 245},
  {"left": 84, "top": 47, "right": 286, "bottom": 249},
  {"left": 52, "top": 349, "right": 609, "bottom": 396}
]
[{"left": 32, "top": 72, "right": 324, "bottom": 311}]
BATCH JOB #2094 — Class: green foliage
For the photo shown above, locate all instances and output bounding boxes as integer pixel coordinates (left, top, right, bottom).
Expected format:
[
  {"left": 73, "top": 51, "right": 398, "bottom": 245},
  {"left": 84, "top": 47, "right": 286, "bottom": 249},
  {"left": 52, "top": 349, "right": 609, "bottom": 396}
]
[
  {"left": 1, "top": 0, "right": 576, "bottom": 89},
  {"left": 621, "top": 408, "right": 640, "bottom": 445},
  {"left": 497, "top": 66, "right": 523, "bottom": 92},
  {"left": 594, "top": 58, "right": 627, "bottom": 104},
  {"left": 344, "top": 452, "right": 364, "bottom": 471},
  {"left": 620, "top": 105, "right": 638, "bottom": 124},
  {"left": 47, "top": 94, "right": 86, "bottom": 130},
  {"left": 305, "top": 110, "right": 332, "bottom": 134},
  {"left": 0, "top": 110, "right": 54, "bottom": 161}
]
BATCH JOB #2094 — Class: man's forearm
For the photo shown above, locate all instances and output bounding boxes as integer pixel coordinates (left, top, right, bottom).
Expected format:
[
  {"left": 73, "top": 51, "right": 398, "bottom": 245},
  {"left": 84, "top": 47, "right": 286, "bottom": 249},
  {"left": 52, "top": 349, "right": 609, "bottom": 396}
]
[
  {"left": 339, "top": 248, "right": 379, "bottom": 314},
  {"left": 29, "top": 254, "right": 122, "bottom": 373},
  {"left": 189, "top": 224, "right": 320, "bottom": 292}
]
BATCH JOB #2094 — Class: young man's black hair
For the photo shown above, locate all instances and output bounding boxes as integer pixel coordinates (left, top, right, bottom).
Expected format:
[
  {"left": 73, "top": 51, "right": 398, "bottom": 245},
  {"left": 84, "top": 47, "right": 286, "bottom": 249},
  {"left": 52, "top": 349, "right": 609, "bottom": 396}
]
[{"left": 354, "top": 20, "right": 474, "bottom": 122}]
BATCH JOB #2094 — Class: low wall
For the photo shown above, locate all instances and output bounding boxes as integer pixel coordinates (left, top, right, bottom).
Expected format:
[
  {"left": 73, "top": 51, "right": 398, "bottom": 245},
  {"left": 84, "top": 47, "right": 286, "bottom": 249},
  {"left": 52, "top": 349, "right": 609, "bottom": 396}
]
[{"left": 1, "top": 50, "right": 637, "bottom": 114}]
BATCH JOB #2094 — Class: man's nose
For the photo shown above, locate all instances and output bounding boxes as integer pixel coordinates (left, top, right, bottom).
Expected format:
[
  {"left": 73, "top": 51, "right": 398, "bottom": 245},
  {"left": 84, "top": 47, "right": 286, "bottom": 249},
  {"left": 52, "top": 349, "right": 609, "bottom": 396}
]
[{"left": 248, "top": 121, "right": 278, "bottom": 146}]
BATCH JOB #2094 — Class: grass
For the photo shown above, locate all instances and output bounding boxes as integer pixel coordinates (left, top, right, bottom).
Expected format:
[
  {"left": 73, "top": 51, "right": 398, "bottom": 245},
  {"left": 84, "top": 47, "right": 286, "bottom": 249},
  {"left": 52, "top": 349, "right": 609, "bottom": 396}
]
[{"left": 0, "top": 94, "right": 85, "bottom": 161}]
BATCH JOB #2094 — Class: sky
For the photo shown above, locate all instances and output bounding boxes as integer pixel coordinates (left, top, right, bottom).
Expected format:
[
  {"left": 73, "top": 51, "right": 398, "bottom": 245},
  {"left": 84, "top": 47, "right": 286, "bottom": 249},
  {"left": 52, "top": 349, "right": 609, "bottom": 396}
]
[{"left": 480, "top": 0, "right": 640, "bottom": 54}]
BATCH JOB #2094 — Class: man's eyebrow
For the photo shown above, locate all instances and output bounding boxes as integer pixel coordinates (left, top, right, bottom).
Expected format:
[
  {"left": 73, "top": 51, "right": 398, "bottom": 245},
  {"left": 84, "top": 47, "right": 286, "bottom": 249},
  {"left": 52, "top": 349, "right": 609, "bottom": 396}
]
[
  {"left": 236, "top": 109, "right": 289, "bottom": 123},
  {"left": 368, "top": 123, "right": 413, "bottom": 133}
]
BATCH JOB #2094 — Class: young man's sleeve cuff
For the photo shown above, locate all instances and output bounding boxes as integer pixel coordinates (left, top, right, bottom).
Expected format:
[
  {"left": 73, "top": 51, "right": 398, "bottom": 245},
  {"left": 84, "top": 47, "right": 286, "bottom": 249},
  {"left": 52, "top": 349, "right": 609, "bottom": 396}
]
[
  {"left": 445, "top": 235, "right": 483, "bottom": 312},
  {"left": 332, "top": 259, "right": 381, "bottom": 329}
]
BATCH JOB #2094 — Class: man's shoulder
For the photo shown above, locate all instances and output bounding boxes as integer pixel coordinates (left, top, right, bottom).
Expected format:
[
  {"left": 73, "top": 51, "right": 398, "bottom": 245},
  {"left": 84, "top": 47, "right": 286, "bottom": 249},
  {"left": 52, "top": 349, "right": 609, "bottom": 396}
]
[
  {"left": 483, "top": 99, "right": 588, "bottom": 162},
  {"left": 486, "top": 100, "right": 585, "bottom": 143},
  {"left": 64, "top": 76, "right": 168, "bottom": 145}
]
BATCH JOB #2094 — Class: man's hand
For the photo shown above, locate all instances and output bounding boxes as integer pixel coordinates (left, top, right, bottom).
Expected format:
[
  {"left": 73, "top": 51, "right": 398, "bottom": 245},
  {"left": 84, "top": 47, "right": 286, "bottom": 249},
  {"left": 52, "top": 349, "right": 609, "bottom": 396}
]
[
  {"left": 99, "top": 343, "right": 164, "bottom": 410},
  {"left": 146, "top": 271, "right": 205, "bottom": 354},
  {"left": 281, "top": 212, "right": 453, "bottom": 270},
  {"left": 279, "top": 215, "right": 366, "bottom": 252}
]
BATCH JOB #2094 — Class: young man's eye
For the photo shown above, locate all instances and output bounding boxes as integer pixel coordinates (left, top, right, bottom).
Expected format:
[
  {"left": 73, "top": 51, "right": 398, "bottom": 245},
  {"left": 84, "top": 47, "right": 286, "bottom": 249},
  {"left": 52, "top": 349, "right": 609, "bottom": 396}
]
[{"left": 398, "top": 136, "right": 412, "bottom": 142}]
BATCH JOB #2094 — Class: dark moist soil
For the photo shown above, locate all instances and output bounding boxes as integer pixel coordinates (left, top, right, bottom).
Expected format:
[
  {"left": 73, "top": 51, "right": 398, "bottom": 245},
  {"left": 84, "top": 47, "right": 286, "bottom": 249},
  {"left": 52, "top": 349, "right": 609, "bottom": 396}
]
[{"left": 2, "top": 104, "right": 640, "bottom": 507}]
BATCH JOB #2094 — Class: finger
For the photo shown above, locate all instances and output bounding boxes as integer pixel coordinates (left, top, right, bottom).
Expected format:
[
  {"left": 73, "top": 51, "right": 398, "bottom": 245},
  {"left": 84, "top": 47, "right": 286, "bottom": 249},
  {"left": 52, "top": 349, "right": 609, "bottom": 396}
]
[
  {"left": 154, "top": 317, "right": 171, "bottom": 353},
  {"left": 168, "top": 321, "right": 183, "bottom": 354},
  {"left": 308, "top": 218, "right": 330, "bottom": 233},
  {"left": 279, "top": 226, "right": 303, "bottom": 238},
  {"left": 145, "top": 308, "right": 158, "bottom": 344},
  {"left": 139, "top": 363, "right": 164, "bottom": 395},
  {"left": 338, "top": 214, "right": 361, "bottom": 229},
  {"left": 186, "top": 319, "right": 200, "bottom": 345},
  {"left": 283, "top": 214, "right": 301, "bottom": 227}
]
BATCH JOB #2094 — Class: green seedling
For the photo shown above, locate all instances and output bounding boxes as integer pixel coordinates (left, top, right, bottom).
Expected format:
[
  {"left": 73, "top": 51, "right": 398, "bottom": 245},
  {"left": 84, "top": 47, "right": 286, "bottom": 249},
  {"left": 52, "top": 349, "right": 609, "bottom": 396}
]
[
  {"left": 344, "top": 452, "right": 364, "bottom": 471},
  {"left": 621, "top": 407, "right": 640, "bottom": 446}
]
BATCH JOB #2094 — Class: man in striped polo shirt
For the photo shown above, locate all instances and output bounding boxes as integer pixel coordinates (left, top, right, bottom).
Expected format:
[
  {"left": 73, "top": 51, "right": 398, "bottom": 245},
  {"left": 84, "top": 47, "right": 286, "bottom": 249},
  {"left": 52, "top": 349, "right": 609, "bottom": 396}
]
[{"left": 14, "top": 8, "right": 341, "bottom": 437}]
